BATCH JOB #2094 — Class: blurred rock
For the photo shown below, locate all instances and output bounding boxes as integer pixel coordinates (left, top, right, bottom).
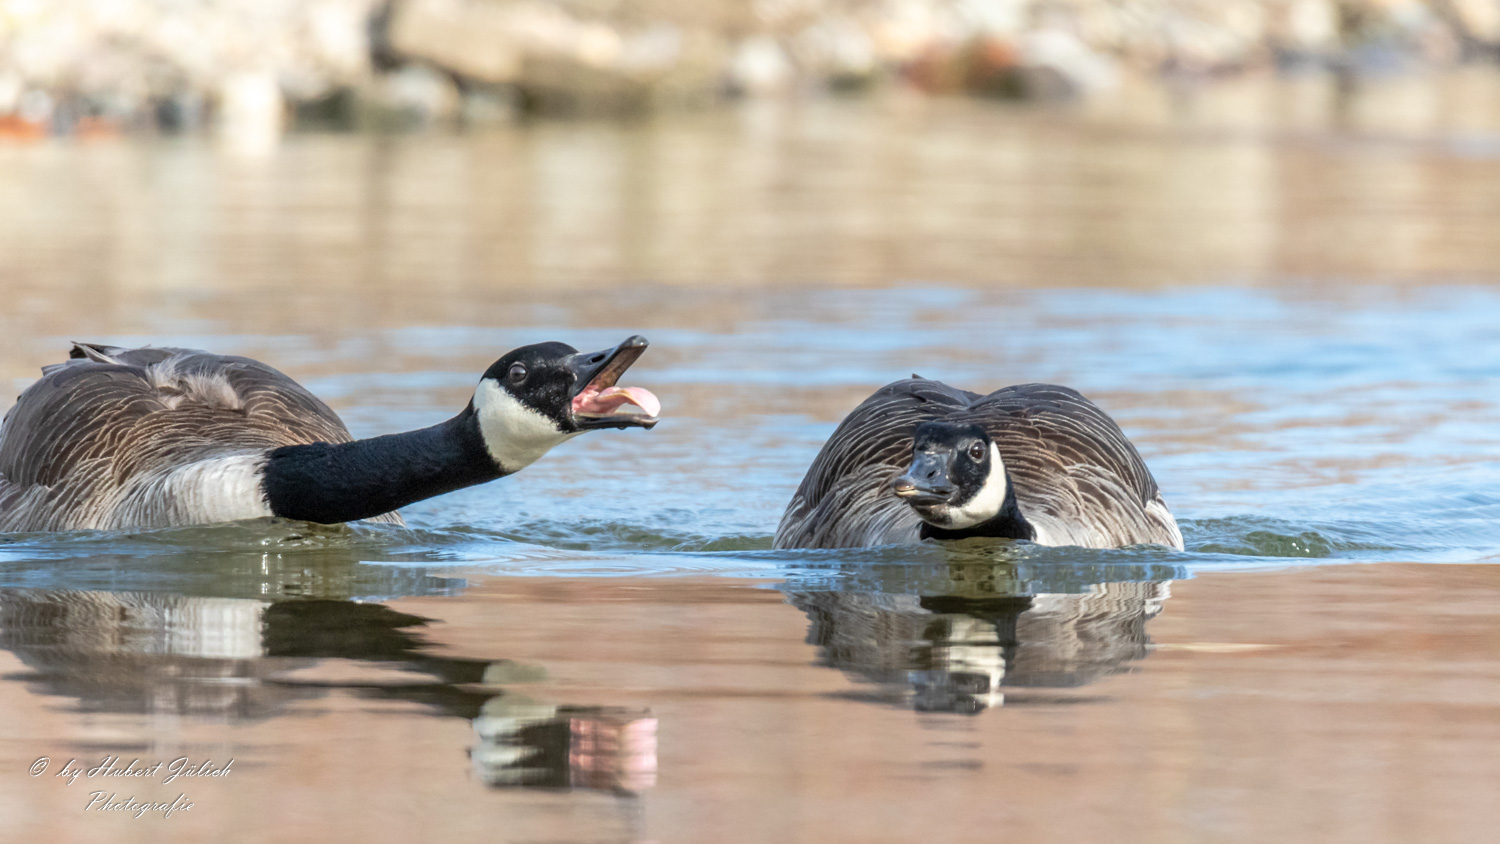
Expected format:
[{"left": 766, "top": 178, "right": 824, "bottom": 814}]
[
  {"left": 0, "top": 0, "right": 378, "bottom": 135},
  {"left": 2, "top": 0, "right": 1500, "bottom": 134},
  {"left": 1449, "top": 0, "right": 1500, "bottom": 47},
  {"left": 365, "top": 62, "right": 463, "bottom": 125},
  {"left": 387, "top": 0, "right": 523, "bottom": 83},
  {"left": 793, "top": 15, "right": 880, "bottom": 90},
  {"left": 154, "top": 92, "right": 207, "bottom": 132},
  {"left": 218, "top": 71, "right": 286, "bottom": 154},
  {"left": 728, "top": 35, "right": 796, "bottom": 95},
  {"left": 459, "top": 84, "right": 519, "bottom": 125},
  {"left": 515, "top": 27, "right": 724, "bottom": 115},
  {"left": 388, "top": 0, "right": 725, "bottom": 114},
  {"left": 1016, "top": 27, "right": 1116, "bottom": 99}
]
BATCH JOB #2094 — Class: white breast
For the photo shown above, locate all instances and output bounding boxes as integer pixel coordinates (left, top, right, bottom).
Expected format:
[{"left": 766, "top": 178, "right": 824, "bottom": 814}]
[{"left": 101, "top": 454, "right": 273, "bottom": 530}]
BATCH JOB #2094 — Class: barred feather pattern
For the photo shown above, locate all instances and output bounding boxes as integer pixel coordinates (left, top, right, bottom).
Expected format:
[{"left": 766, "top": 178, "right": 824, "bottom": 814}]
[
  {"left": 0, "top": 344, "right": 404, "bottom": 532},
  {"left": 774, "top": 379, "right": 1183, "bottom": 550},
  {"left": 789, "top": 580, "right": 1171, "bottom": 691},
  {"left": 775, "top": 379, "right": 978, "bottom": 549}
]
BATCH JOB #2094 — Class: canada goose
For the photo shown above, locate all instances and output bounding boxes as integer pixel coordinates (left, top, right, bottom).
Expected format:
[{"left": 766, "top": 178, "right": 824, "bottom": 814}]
[
  {"left": 774, "top": 379, "right": 1182, "bottom": 550},
  {"left": 0, "top": 337, "right": 661, "bottom": 533}
]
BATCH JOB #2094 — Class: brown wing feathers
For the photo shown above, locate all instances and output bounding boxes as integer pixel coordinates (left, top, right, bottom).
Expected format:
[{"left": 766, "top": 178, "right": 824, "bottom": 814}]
[
  {"left": 959, "top": 385, "right": 1177, "bottom": 548},
  {"left": 0, "top": 344, "right": 378, "bottom": 532},
  {"left": 775, "top": 379, "right": 1181, "bottom": 550},
  {"left": 774, "top": 379, "right": 975, "bottom": 549}
]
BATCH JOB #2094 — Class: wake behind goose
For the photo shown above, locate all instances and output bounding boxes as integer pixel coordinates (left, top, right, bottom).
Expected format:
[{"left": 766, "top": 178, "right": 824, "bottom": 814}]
[{"left": 775, "top": 378, "right": 1182, "bottom": 551}]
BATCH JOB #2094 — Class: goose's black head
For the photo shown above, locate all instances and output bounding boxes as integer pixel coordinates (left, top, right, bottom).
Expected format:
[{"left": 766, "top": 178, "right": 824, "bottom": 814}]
[
  {"left": 472, "top": 336, "right": 661, "bottom": 473},
  {"left": 890, "top": 421, "right": 1008, "bottom": 529}
]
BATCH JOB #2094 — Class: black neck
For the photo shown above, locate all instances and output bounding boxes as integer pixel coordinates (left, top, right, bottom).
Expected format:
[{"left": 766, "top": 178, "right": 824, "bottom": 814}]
[
  {"left": 919, "top": 473, "right": 1035, "bottom": 542},
  {"left": 261, "top": 407, "right": 503, "bottom": 525}
]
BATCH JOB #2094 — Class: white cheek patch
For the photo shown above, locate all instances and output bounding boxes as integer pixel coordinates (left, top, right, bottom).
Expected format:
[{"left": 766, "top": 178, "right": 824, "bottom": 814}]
[
  {"left": 474, "top": 378, "right": 578, "bottom": 473},
  {"left": 945, "top": 444, "right": 1008, "bottom": 529}
]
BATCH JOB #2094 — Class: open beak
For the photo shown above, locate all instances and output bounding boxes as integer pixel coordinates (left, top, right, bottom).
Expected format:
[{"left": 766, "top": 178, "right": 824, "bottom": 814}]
[
  {"left": 891, "top": 452, "right": 957, "bottom": 507},
  {"left": 565, "top": 335, "right": 661, "bottom": 430}
]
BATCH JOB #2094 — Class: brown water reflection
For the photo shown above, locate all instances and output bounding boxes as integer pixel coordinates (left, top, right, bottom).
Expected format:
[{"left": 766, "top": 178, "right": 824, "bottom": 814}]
[
  {"left": 2, "top": 70, "right": 1500, "bottom": 843},
  {"left": 3, "top": 566, "right": 1496, "bottom": 842},
  {"left": 791, "top": 580, "right": 1167, "bottom": 712},
  {"left": 0, "top": 584, "right": 658, "bottom": 796}
]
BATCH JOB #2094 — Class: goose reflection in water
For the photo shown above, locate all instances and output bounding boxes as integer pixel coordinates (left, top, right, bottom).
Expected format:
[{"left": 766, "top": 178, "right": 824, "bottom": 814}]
[
  {"left": 782, "top": 544, "right": 1183, "bottom": 713},
  {"left": 0, "top": 536, "right": 656, "bottom": 794}
]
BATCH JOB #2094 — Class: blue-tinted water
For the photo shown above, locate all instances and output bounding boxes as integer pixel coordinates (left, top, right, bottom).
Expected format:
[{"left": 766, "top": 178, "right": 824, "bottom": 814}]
[
  {"left": 3, "top": 282, "right": 1496, "bottom": 600},
  {"left": 3, "top": 93, "right": 1500, "bottom": 841}
]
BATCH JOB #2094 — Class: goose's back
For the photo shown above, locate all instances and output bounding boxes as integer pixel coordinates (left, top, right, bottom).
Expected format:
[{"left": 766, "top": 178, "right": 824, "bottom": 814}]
[
  {"left": 956, "top": 384, "right": 1181, "bottom": 549},
  {"left": 774, "top": 380, "right": 1182, "bottom": 550},
  {"left": 0, "top": 344, "right": 367, "bottom": 532},
  {"left": 775, "top": 379, "right": 979, "bottom": 549}
]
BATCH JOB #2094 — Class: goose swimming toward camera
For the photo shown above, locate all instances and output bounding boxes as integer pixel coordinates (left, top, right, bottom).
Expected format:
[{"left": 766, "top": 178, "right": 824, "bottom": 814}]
[
  {"left": 0, "top": 337, "right": 661, "bottom": 533},
  {"left": 774, "top": 379, "right": 1182, "bottom": 551}
]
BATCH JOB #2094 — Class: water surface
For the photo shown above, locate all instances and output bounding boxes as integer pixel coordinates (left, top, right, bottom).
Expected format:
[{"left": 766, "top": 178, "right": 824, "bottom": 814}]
[{"left": 1, "top": 74, "right": 1499, "bottom": 842}]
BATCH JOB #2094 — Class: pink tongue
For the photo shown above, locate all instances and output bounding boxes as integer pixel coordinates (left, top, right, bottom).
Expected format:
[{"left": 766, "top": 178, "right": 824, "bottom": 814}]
[{"left": 574, "top": 385, "right": 661, "bottom": 417}]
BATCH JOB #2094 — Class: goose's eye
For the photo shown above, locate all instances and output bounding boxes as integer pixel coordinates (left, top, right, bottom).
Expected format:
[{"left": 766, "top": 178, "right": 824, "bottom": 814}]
[
  {"left": 967, "top": 442, "right": 986, "bottom": 461},
  {"left": 508, "top": 363, "right": 527, "bottom": 384}
]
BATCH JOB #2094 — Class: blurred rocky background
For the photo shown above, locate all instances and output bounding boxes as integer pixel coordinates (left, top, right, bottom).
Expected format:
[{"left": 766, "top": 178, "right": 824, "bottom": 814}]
[{"left": 1, "top": 0, "right": 1498, "bottom": 136}]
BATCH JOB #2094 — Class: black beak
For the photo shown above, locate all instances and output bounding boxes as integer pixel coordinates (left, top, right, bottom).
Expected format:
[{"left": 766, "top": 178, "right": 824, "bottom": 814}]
[
  {"left": 891, "top": 451, "right": 957, "bottom": 506},
  {"left": 564, "top": 335, "right": 648, "bottom": 389},
  {"left": 564, "top": 335, "right": 658, "bottom": 431}
]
